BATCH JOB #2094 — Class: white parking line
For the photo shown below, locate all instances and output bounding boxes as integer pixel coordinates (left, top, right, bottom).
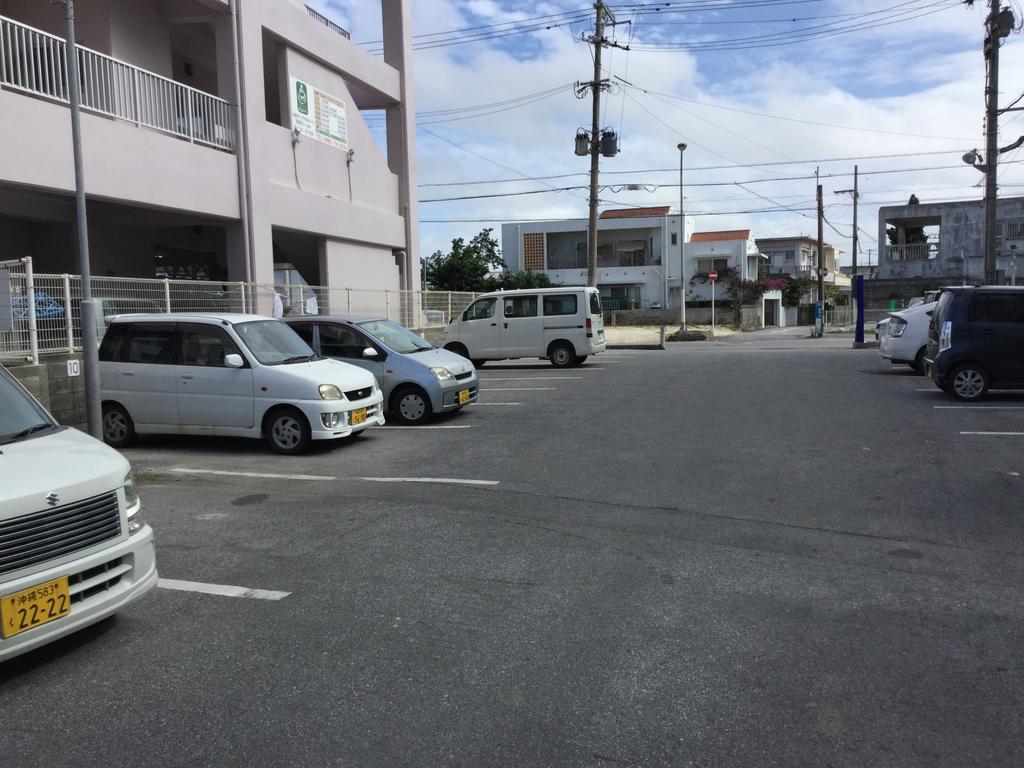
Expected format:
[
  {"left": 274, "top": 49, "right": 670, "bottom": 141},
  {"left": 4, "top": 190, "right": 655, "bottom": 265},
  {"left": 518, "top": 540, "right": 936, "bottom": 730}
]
[
  {"left": 478, "top": 376, "right": 582, "bottom": 381},
  {"left": 935, "top": 405, "right": 1024, "bottom": 410},
  {"left": 915, "top": 388, "right": 943, "bottom": 392},
  {"left": 959, "top": 431, "right": 1024, "bottom": 436},
  {"left": 468, "top": 402, "right": 522, "bottom": 406},
  {"left": 484, "top": 387, "right": 557, "bottom": 391},
  {"left": 382, "top": 425, "right": 474, "bottom": 429},
  {"left": 170, "top": 468, "right": 335, "bottom": 481},
  {"left": 355, "top": 477, "right": 500, "bottom": 486},
  {"left": 158, "top": 578, "right": 290, "bottom": 601}
]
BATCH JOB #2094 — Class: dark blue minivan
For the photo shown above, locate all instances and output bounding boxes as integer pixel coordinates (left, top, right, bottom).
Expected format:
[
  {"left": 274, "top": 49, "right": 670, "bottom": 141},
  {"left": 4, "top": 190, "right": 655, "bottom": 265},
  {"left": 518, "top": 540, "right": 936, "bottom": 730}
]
[{"left": 925, "top": 286, "right": 1024, "bottom": 401}]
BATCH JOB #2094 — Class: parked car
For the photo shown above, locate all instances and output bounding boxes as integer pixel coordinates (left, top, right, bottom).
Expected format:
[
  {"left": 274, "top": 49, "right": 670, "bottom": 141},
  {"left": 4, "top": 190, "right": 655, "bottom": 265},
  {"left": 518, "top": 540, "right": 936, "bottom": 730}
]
[
  {"left": 286, "top": 316, "right": 479, "bottom": 425},
  {"left": 440, "top": 287, "right": 606, "bottom": 368},
  {"left": 925, "top": 286, "right": 1024, "bottom": 401},
  {"left": 0, "top": 364, "right": 156, "bottom": 661},
  {"left": 99, "top": 313, "right": 384, "bottom": 454},
  {"left": 880, "top": 301, "right": 937, "bottom": 373}
]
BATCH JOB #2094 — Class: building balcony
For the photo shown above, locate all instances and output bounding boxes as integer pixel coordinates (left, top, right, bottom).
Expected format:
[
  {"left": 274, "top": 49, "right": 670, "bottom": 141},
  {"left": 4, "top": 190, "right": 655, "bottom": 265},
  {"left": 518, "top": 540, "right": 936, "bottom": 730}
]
[
  {"left": 0, "top": 14, "right": 234, "bottom": 152},
  {"left": 305, "top": 5, "right": 351, "bottom": 39},
  {"left": 887, "top": 242, "right": 939, "bottom": 262}
]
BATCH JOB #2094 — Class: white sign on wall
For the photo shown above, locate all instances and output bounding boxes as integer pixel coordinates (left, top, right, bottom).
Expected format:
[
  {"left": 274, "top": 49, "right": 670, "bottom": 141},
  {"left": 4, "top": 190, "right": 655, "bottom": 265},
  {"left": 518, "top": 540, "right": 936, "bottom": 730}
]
[
  {"left": 67, "top": 359, "right": 81, "bottom": 377},
  {"left": 289, "top": 77, "right": 348, "bottom": 151}
]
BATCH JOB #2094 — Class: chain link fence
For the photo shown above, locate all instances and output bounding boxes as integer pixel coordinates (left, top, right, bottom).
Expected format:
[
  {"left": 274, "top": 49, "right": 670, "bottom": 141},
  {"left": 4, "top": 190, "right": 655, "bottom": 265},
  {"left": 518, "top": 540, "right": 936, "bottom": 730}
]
[{"left": 0, "top": 259, "right": 479, "bottom": 363}]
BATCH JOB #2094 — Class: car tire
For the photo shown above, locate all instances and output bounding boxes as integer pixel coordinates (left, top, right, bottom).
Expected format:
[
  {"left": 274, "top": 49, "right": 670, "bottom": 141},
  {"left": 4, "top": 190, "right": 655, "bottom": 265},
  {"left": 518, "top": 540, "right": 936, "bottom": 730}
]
[
  {"left": 264, "top": 407, "right": 311, "bottom": 454},
  {"left": 102, "top": 403, "right": 136, "bottom": 448},
  {"left": 570, "top": 355, "right": 588, "bottom": 367},
  {"left": 949, "top": 364, "right": 989, "bottom": 402},
  {"left": 392, "top": 386, "right": 433, "bottom": 425},
  {"left": 912, "top": 347, "right": 926, "bottom": 374},
  {"left": 549, "top": 341, "right": 576, "bottom": 368},
  {"left": 445, "top": 343, "right": 470, "bottom": 359}
]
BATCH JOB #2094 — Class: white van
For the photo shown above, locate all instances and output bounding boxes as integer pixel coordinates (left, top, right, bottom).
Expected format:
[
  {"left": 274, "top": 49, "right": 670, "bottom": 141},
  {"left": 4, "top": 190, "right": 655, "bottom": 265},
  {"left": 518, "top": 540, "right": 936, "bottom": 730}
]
[
  {"left": 99, "top": 314, "right": 385, "bottom": 454},
  {"left": 440, "top": 287, "right": 606, "bottom": 367},
  {"left": 0, "top": 364, "right": 156, "bottom": 661}
]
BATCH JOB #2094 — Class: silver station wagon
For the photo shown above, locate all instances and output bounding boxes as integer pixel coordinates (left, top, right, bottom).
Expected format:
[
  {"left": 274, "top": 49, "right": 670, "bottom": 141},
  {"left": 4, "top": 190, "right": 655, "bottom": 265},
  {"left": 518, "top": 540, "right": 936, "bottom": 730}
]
[{"left": 286, "top": 316, "right": 479, "bottom": 425}]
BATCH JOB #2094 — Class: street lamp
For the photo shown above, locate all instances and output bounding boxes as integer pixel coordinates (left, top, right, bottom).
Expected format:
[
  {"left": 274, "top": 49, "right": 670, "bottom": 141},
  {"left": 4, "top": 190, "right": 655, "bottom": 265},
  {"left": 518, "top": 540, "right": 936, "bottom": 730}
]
[{"left": 677, "top": 142, "right": 687, "bottom": 328}]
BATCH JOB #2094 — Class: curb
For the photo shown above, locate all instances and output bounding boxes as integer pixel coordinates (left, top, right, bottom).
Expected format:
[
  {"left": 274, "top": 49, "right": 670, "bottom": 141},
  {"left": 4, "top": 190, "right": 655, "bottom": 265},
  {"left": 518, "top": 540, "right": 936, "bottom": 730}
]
[{"left": 607, "top": 344, "right": 665, "bottom": 350}]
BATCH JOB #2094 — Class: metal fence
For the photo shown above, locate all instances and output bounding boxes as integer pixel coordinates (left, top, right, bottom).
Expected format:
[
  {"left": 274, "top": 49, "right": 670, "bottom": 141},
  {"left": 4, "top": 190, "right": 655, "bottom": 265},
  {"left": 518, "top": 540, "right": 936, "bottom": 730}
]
[
  {"left": 0, "top": 14, "right": 234, "bottom": 151},
  {"left": 0, "top": 260, "right": 479, "bottom": 363}
]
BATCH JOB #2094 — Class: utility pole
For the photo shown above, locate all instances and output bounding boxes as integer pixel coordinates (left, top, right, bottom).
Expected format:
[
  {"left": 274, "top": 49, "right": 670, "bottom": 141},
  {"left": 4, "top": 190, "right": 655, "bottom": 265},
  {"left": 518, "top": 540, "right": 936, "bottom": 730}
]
[
  {"left": 835, "top": 165, "right": 859, "bottom": 278},
  {"left": 63, "top": 0, "right": 102, "bottom": 439},
  {"left": 984, "top": 0, "right": 1001, "bottom": 285},
  {"left": 816, "top": 177, "right": 825, "bottom": 338},
  {"left": 576, "top": 2, "right": 625, "bottom": 288}
]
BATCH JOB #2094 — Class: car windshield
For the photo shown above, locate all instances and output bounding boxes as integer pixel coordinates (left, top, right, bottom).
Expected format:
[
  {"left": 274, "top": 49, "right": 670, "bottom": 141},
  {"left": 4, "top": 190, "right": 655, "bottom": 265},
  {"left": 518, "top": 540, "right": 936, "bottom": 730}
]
[
  {"left": 356, "top": 319, "right": 433, "bottom": 354},
  {"left": 233, "top": 320, "right": 317, "bottom": 365},
  {"left": 0, "top": 370, "right": 57, "bottom": 445}
]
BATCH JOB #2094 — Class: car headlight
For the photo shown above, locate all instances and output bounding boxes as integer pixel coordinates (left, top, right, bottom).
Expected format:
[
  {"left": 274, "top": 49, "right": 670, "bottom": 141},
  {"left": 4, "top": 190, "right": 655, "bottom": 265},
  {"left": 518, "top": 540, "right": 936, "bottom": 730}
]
[
  {"left": 123, "top": 471, "right": 143, "bottom": 535},
  {"left": 319, "top": 383, "right": 344, "bottom": 400},
  {"left": 430, "top": 367, "right": 454, "bottom": 382}
]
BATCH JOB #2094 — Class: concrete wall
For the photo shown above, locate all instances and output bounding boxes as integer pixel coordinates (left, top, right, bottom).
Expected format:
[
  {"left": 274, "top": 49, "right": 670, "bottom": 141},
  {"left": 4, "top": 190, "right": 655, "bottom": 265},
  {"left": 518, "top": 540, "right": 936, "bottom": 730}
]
[
  {"left": 7, "top": 354, "right": 87, "bottom": 430},
  {"left": 109, "top": 0, "right": 172, "bottom": 75},
  {"left": 319, "top": 238, "right": 400, "bottom": 296},
  {"left": 1, "top": 0, "right": 112, "bottom": 52}
]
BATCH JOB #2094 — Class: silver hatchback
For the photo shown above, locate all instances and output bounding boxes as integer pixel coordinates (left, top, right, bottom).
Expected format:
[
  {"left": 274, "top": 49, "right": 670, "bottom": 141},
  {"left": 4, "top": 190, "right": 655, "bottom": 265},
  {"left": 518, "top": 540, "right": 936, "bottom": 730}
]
[{"left": 285, "top": 316, "right": 478, "bottom": 424}]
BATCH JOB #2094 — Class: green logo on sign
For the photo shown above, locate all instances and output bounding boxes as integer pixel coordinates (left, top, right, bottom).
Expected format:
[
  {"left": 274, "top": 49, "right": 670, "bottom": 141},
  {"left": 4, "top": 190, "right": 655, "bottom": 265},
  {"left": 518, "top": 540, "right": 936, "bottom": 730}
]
[{"left": 296, "top": 82, "right": 308, "bottom": 115}]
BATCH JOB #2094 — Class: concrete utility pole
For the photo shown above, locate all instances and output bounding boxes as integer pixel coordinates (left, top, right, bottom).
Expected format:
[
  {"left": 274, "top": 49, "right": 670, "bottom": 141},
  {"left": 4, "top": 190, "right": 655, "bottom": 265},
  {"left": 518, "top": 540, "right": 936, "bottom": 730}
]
[
  {"left": 581, "top": 1, "right": 623, "bottom": 288},
  {"left": 816, "top": 181, "right": 825, "bottom": 338},
  {"left": 63, "top": 0, "right": 102, "bottom": 439},
  {"left": 678, "top": 142, "right": 687, "bottom": 327},
  {"left": 835, "top": 165, "right": 859, "bottom": 279},
  {"left": 984, "top": 0, "right": 1002, "bottom": 285}
]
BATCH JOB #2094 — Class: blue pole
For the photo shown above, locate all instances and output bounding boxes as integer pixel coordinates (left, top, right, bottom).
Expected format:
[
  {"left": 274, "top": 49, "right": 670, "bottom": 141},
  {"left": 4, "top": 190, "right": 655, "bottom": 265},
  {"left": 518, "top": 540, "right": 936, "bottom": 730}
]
[{"left": 855, "top": 275, "right": 865, "bottom": 344}]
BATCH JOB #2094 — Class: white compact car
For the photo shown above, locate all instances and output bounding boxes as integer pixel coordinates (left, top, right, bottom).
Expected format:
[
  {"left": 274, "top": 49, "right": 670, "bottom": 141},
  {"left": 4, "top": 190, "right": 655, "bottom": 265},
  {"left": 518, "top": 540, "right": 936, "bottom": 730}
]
[
  {"left": 99, "top": 314, "right": 385, "bottom": 454},
  {"left": 441, "top": 287, "right": 606, "bottom": 368},
  {"left": 880, "top": 301, "right": 937, "bottom": 373},
  {"left": 0, "top": 365, "right": 157, "bottom": 662}
]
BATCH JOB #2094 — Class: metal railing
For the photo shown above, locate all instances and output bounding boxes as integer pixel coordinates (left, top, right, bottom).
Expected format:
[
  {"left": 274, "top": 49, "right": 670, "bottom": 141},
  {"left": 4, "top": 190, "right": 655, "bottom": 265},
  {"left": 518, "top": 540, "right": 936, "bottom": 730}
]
[
  {"left": 1002, "top": 217, "right": 1024, "bottom": 240},
  {"left": 305, "top": 6, "right": 351, "bottom": 39},
  {"left": 887, "top": 242, "right": 938, "bottom": 262},
  {"left": 0, "top": 14, "right": 234, "bottom": 151},
  {"left": 0, "top": 260, "right": 480, "bottom": 363}
]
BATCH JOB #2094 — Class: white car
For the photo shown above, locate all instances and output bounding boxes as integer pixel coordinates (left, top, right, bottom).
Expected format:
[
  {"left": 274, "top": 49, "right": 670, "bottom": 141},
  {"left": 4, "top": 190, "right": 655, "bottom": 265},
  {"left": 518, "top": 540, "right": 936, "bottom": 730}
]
[
  {"left": 99, "top": 314, "right": 385, "bottom": 454},
  {"left": 880, "top": 301, "right": 937, "bottom": 373},
  {"left": 1, "top": 365, "right": 157, "bottom": 661}
]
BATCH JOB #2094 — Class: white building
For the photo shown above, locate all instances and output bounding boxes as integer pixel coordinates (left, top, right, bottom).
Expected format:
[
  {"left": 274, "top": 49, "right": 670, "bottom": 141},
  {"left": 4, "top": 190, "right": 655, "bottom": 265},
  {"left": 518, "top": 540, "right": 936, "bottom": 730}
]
[
  {"left": 501, "top": 208, "right": 694, "bottom": 309},
  {"left": 0, "top": 0, "right": 419, "bottom": 301},
  {"left": 685, "top": 229, "right": 764, "bottom": 302}
]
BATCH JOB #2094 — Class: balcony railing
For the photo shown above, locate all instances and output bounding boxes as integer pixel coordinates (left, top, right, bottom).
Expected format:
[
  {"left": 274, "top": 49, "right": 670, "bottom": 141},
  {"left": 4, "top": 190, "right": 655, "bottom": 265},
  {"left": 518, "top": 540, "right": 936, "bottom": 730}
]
[
  {"left": 1002, "top": 218, "right": 1024, "bottom": 240},
  {"left": 305, "top": 6, "right": 351, "bottom": 39},
  {"left": 0, "top": 15, "right": 234, "bottom": 151},
  {"left": 887, "top": 242, "right": 938, "bottom": 262}
]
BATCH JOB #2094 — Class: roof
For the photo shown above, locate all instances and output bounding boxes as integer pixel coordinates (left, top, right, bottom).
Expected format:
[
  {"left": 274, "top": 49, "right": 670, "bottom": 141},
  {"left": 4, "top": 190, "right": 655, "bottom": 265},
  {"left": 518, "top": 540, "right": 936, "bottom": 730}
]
[
  {"left": 599, "top": 206, "right": 671, "bottom": 220},
  {"left": 477, "top": 287, "right": 598, "bottom": 297},
  {"left": 690, "top": 229, "right": 750, "bottom": 243},
  {"left": 756, "top": 236, "right": 820, "bottom": 246},
  {"left": 107, "top": 312, "right": 269, "bottom": 324}
]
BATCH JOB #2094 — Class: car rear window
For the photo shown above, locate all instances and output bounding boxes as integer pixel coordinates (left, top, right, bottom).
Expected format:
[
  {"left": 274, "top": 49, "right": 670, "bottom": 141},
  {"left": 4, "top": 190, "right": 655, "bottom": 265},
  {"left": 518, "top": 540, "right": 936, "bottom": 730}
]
[
  {"left": 589, "top": 292, "right": 602, "bottom": 314},
  {"left": 543, "top": 294, "right": 577, "bottom": 316},
  {"left": 969, "top": 293, "right": 1024, "bottom": 324}
]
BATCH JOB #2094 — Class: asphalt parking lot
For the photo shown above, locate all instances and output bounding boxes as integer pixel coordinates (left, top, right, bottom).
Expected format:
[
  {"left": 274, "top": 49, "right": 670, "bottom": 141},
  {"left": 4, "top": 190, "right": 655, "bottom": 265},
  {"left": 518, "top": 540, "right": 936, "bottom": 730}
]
[{"left": 3, "top": 334, "right": 1023, "bottom": 767}]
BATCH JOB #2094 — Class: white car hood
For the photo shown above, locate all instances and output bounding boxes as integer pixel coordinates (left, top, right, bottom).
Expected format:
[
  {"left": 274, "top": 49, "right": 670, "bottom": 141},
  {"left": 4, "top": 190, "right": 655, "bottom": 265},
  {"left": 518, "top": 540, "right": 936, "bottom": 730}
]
[
  {"left": 0, "top": 428, "right": 129, "bottom": 521},
  {"left": 257, "top": 357, "right": 377, "bottom": 396}
]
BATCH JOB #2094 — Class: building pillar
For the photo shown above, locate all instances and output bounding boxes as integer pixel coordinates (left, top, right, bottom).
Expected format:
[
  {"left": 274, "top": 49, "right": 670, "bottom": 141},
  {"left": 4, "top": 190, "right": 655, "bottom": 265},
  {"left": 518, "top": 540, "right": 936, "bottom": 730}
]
[{"left": 382, "top": 0, "right": 419, "bottom": 292}]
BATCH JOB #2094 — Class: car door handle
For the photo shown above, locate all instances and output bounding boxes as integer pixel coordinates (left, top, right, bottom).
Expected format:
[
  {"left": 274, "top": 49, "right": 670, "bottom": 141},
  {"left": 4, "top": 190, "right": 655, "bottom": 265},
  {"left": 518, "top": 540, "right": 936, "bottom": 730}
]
[
  {"left": 504, "top": 322, "right": 509, "bottom": 329},
  {"left": 181, "top": 374, "right": 195, "bottom": 380},
  {"left": 121, "top": 371, "right": 134, "bottom": 377},
  {"left": 980, "top": 328, "right": 994, "bottom": 335},
  {"left": 490, "top": 322, "right": 498, "bottom": 326}
]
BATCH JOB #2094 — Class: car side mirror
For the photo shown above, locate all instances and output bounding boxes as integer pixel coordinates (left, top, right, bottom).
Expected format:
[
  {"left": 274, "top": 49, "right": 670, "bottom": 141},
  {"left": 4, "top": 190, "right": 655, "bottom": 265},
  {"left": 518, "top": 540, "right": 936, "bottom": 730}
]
[
  {"left": 363, "top": 347, "right": 378, "bottom": 358},
  {"left": 224, "top": 353, "right": 244, "bottom": 368}
]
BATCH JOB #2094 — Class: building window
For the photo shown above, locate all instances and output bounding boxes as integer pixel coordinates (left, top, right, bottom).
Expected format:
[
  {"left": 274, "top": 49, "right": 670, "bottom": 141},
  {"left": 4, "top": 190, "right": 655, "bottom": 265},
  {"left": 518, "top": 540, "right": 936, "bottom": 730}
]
[
  {"left": 616, "top": 240, "right": 646, "bottom": 267},
  {"left": 671, "top": 233, "right": 678, "bottom": 245},
  {"left": 576, "top": 242, "right": 588, "bottom": 269},
  {"left": 785, "top": 250, "right": 795, "bottom": 262},
  {"left": 523, "top": 233, "right": 545, "bottom": 271},
  {"left": 697, "top": 258, "right": 729, "bottom": 274}
]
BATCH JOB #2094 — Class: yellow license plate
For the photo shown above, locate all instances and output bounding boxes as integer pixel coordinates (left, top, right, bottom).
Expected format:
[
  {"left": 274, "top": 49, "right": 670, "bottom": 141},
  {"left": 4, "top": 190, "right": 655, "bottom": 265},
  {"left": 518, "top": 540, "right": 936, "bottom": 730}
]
[
  {"left": 458, "top": 389, "right": 470, "bottom": 405},
  {"left": 350, "top": 407, "right": 367, "bottom": 426},
  {"left": 2, "top": 577, "right": 71, "bottom": 639}
]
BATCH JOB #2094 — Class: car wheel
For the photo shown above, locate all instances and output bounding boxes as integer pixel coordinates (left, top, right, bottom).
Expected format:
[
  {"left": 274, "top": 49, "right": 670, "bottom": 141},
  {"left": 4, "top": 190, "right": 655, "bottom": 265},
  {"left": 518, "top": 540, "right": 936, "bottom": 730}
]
[
  {"left": 445, "top": 343, "right": 470, "bottom": 359},
  {"left": 102, "top": 403, "right": 135, "bottom": 448},
  {"left": 264, "top": 408, "right": 311, "bottom": 454},
  {"left": 570, "top": 355, "right": 588, "bottom": 367},
  {"left": 949, "top": 364, "right": 989, "bottom": 402},
  {"left": 912, "top": 347, "right": 926, "bottom": 374},
  {"left": 549, "top": 342, "right": 576, "bottom": 368},
  {"left": 392, "top": 386, "right": 433, "bottom": 425}
]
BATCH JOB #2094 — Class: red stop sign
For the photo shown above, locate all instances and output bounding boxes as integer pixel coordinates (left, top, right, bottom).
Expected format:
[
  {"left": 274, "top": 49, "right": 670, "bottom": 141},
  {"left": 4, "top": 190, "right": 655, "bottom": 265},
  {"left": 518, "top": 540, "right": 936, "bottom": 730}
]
[{"left": 708, "top": 269, "right": 718, "bottom": 282}]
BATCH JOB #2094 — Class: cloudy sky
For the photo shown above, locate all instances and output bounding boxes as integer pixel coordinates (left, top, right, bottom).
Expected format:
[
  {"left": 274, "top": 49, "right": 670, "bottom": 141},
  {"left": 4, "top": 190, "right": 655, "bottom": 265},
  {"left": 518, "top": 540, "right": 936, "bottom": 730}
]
[{"left": 307, "top": 0, "right": 1024, "bottom": 267}]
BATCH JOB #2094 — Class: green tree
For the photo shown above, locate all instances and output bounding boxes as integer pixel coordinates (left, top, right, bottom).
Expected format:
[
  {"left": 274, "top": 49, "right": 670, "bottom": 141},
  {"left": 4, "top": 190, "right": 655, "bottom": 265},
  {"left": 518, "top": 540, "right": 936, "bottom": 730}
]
[
  {"left": 485, "top": 271, "right": 554, "bottom": 290},
  {"left": 423, "top": 228, "right": 504, "bottom": 291},
  {"left": 781, "top": 274, "right": 814, "bottom": 307}
]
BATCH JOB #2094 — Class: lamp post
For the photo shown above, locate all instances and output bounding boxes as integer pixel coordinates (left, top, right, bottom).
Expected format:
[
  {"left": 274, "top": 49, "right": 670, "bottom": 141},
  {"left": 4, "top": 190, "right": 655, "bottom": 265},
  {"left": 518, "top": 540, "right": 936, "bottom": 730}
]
[{"left": 677, "top": 142, "right": 687, "bottom": 328}]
